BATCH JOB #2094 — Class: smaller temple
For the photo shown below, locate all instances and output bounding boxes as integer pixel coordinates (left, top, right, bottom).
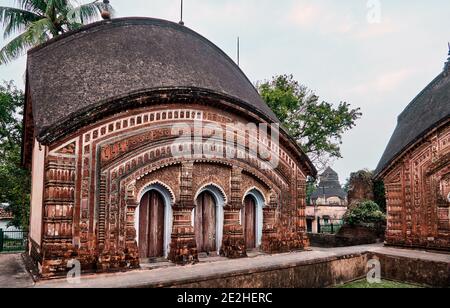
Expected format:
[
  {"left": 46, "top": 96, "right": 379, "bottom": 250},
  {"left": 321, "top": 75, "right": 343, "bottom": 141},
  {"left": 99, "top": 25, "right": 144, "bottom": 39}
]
[{"left": 307, "top": 167, "right": 348, "bottom": 233}]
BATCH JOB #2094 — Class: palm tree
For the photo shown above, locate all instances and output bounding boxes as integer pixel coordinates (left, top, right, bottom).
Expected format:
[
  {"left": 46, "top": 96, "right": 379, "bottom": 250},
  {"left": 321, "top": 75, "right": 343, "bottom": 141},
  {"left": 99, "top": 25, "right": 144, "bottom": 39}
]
[{"left": 0, "top": 0, "right": 114, "bottom": 64}]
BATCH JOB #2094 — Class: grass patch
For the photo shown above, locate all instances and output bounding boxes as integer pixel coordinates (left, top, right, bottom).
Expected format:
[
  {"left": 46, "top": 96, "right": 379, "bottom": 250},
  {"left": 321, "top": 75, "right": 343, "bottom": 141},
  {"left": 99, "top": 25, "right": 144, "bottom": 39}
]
[{"left": 335, "top": 279, "right": 423, "bottom": 289}]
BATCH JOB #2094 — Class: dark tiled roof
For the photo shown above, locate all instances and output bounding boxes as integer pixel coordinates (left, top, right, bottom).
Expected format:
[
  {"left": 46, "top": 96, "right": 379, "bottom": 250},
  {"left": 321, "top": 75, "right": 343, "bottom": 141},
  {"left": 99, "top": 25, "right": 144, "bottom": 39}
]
[
  {"left": 310, "top": 167, "right": 347, "bottom": 200},
  {"left": 375, "top": 71, "right": 450, "bottom": 177},
  {"left": 26, "top": 17, "right": 279, "bottom": 142}
]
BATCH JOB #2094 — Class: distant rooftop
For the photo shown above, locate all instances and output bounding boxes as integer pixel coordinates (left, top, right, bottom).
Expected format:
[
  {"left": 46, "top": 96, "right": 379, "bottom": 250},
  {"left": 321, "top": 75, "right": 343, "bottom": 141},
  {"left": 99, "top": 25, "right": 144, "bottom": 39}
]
[
  {"left": 310, "top": 167, "right": 347, "bottom": 200},
  {"left": 0, "top": 208, "right": 13, "bottom": 220}
]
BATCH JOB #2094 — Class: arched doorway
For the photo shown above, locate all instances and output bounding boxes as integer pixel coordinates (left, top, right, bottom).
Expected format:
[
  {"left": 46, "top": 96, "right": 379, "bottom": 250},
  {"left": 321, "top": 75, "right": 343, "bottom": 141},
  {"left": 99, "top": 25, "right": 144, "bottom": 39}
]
[
  {"left": 138, "top": 190, "right": 165, "bottom": 259},
  {"left": 243, "top": 195, "right": 257, "bottom": 249},
  {"left": 194, "top": 184, "right": 226, "bottom": 255},
  {"left": 195, "top": 191, "right": 217, "bottom": 254},
  {"left": 242, "top": 188, "right": 265, "bottom": 249},
  {"left": 135, "top": 183, "right": 174, "bottom": 260}
]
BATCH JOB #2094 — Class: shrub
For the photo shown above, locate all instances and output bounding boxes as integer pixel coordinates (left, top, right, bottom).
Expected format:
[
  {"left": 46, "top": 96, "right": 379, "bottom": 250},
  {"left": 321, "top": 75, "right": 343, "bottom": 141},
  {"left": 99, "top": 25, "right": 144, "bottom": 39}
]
[{"left": 344, "top": 201, "right": 386, "bottom": 226}]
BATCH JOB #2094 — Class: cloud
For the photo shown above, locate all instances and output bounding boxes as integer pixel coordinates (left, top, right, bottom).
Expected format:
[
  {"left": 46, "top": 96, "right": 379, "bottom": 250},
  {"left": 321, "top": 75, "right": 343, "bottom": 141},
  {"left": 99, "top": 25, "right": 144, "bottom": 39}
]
[
  {"left": 288, "top": 2, "right": 357, "bottom": 35},
  {"left": 287, "top": 1, "right": 399, "bottom": 39},
  {"left": 289, "top": 3, "right": 323, "bottom": 27},
  {"left": 353, "top": 18, "right": 399, "bottom": 39},
  {"left": 347, "top": 68, "right": 417, "bottom": 95}
]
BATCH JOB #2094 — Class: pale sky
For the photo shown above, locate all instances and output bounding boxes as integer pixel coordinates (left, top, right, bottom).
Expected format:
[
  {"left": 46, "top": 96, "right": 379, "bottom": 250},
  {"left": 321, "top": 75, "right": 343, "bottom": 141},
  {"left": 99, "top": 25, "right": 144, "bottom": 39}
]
[{"left": 0, "top": 0, "right": 449, "bottom": 184}]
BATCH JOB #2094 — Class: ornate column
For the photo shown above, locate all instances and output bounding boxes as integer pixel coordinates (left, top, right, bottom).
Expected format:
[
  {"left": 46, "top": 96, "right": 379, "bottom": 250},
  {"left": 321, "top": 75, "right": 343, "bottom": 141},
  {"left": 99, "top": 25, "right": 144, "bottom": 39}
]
[
  {"left": 221, "top": 166, "right": 246, "bottom": 258},
  {"left": 41, "top": 154, "right": 76, "bottom": 277},
  {"left": 124, "top": 184, "right": 140, "bottom": 269},
  {"left": 296, "top": 175, "right": 309, "bottom": 248},
  {"left": 168, "top": 162, "right": 198, "bottom": 264},
  {"left": 260, "top": 190, "right": 278, "bottom": 253}
]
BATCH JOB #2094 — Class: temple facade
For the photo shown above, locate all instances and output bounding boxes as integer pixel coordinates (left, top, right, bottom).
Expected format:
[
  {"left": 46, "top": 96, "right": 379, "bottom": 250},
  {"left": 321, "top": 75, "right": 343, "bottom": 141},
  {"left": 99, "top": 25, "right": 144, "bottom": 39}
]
[
  {"left": 307, "top": 167, "right": 348, "bottom": 233},
  {"left": 375, "top": 52, "right": 450, "bottom": 251},
  {"left": 22, "top": 18, "right": 316, "bottom": 277}
]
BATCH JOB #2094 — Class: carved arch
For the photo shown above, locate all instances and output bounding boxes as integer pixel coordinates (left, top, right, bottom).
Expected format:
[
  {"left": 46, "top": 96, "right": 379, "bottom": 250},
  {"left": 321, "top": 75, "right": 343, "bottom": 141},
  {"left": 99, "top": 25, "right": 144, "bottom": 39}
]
[
  {"left": 242, "top": 186, "right": 268, "bottom": 205},
  {"left": 194, "top": 183, "right": 228, "bottom": 205},
  {"left": 135, "top": 180, "right": 176, "bottom": 205}
]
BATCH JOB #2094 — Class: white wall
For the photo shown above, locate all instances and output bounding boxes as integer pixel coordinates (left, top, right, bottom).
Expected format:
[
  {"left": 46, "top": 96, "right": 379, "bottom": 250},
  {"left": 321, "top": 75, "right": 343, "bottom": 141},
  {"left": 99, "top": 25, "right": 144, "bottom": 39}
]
[
  {"left": 315, "top": 196, "right": 347, "bottom": 206},
  {"left": 306, "top": 205, "right": 348, "bottom": 233},
  {"left": 29, "top": 139, "right": 46, "bottom": 245}
]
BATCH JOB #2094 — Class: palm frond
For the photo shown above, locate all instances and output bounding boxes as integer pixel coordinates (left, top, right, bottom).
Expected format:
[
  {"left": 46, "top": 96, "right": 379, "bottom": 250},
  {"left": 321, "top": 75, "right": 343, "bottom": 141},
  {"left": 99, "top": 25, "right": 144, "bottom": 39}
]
[
  {"left": 0, "top": 6, "right": 43, "bottom": 39},
  {"left": 69, "top": 1, "right": 115, "bottom": 25},
  {"left": 0, "top": 18, "right": 52, "bottom": 64},
  {"left": 68, "top": 1, "right": 101, "bottom": 24},
  {"left": 14, "top": 0, "right": 47, "bottom": 15}
]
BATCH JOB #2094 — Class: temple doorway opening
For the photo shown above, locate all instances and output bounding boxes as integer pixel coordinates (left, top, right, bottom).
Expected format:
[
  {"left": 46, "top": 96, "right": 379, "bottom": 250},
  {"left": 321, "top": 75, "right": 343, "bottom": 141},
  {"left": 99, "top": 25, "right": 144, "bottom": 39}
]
[
  {"left": 243, "top": 195, "right": 257, "bottom": 249},
  {"left": 195, "top": 191, "right": 217, "bottom": 254},
  {"left": 138, "top": 190, "right": 165, "bottom": 259}
]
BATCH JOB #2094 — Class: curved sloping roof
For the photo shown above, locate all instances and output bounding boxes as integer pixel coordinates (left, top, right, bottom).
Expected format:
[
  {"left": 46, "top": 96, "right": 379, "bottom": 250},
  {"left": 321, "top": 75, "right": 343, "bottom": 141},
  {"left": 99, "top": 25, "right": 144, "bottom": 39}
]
[
  {"left": 375, "top": 71, "right": 450, "bottom": 177},
  {"left": 26, "top": 17, "right": 278, "bottom": 142}
]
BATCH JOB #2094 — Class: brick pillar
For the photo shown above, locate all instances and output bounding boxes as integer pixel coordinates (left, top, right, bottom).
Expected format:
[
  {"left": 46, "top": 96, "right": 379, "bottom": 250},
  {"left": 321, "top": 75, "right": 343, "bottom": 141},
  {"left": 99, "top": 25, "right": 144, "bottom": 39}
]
[
  {"left": 297, "top": 176, "right": 309, "bottom": 248},
  {"left": 168, "top": 162, "right": 198, "bottom": 264},
  {"left": 124, "top": 186, "right": 139, "bottom": 269},
  {"left": 41, "top": 155, "right": 78, "bottom": 277},
  {"left": 261, "top": 191, "right": 278, "bottom": 253},
  {"left": 221, "top": 166, "right": 246, "bottom": 258}
]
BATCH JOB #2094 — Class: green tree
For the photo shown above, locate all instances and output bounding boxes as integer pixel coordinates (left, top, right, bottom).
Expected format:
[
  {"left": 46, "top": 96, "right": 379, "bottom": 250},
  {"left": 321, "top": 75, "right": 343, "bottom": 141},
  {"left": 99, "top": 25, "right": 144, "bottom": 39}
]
[
  {"left": 343, "top": 200, "right": 386, "bottom": 226},
  {"left": 257, "top": 74, "right": 362, "bottom": 170},
  {"left": 0, "top": 81, "right": 30, "bottom": 229},
  {"left": 0, "top": 0, "right": 114, "bottom": 64}
]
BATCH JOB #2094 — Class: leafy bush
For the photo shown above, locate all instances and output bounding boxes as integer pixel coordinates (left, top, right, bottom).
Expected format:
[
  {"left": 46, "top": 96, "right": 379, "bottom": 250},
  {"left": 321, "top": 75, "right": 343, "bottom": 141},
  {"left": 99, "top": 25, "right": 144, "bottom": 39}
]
[{"left": 344, "top": 201, "right": 386, "bottom": 226}]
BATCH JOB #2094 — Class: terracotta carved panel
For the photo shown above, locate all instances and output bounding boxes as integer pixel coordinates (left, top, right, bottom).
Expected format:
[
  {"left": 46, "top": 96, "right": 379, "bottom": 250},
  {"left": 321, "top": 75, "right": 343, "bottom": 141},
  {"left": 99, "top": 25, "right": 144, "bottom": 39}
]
[{"left": 383, "top": 122, "right": 450, "bottom": 251}]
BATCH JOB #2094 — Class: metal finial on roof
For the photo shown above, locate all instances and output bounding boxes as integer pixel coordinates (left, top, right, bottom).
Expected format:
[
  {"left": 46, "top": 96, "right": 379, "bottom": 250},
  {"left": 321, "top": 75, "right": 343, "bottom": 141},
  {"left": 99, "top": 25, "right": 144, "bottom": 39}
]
[
  {"left": 101, "top": 0, "right": 111, "bottom": 20},
  {"left": 445, "top": 42, "right": 450, "bottom": 71},
  {"left": 179, "top": 0, "right": 185, "bottom": 25}
]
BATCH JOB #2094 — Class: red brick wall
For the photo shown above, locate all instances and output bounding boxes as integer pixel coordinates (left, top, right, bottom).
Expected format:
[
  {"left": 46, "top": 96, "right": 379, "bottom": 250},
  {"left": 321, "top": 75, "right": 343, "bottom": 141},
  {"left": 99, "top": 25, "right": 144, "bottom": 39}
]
[
  {"left": 32, "top": 102, "right": 312, "bottom": 277},
  {"left": 383, "top": 121, "right": 450, "bottom": 251}
]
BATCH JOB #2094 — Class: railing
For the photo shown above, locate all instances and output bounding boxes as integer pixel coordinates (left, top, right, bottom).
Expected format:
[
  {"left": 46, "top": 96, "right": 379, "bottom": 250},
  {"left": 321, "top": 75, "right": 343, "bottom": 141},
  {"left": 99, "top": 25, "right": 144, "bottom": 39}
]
[
  {"left": 318, "top": 220, "right": 343, "bottom": 235},
  {"left": 0, "top": 229, "right": 28, "bottom": 253}
]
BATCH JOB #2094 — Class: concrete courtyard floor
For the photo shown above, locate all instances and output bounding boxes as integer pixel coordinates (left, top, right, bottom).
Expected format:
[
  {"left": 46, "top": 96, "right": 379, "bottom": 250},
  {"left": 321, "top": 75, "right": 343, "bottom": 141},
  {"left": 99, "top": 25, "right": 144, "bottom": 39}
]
[
  {"left": 0, "top": 244, "right": 448, "bottom": 288},
  {"left": 0, "top": 254, "right": 34, "bottom": 288}
]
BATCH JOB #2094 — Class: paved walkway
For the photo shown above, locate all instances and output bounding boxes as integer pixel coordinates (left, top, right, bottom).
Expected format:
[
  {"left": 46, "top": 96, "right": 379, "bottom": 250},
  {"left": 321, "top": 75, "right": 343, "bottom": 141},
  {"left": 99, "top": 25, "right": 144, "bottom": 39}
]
[
  {"left": 33, "top": 244, "right": 449, "bottom": 288},
  {"left": 0, "top": 245, "right": 448, "bottom": 288},
  {"left": 0, "top": 254, "right": 34, "bottom": 288}
]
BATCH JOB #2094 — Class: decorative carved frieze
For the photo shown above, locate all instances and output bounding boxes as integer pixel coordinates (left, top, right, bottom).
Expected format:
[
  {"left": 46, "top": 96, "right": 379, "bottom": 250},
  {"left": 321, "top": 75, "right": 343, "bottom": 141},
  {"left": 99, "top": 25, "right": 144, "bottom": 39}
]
[
  {"left": 34, "top": 103, "right": 314, "bottom": 275},
  {"left": 383, "top": 122, "right": 450, "bottom": 251}
]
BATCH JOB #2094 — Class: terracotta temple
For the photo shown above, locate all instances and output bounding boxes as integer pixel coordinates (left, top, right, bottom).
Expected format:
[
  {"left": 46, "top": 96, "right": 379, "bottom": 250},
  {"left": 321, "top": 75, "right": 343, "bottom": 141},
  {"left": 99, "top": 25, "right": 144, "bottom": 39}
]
[
  {"left": 375, "top": 51, "right": 450, "bottom": 251},
  {"left": 22, "top": 18, "right": 317, "bottom": 277}
]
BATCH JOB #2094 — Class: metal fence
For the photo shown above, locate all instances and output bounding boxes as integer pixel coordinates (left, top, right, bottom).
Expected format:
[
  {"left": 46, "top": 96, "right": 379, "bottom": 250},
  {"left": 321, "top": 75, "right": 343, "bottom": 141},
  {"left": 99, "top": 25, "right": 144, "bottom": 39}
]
[
  {"left": 318, "top": 220, "right": 343, "bottom": 235},
  {"left": 0, "top": 229, "right": 28, "bottom": 253}
]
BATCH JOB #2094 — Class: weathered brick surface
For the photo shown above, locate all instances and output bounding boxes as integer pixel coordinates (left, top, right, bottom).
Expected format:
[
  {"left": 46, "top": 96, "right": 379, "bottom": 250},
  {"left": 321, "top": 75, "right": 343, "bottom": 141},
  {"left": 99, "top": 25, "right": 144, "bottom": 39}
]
[
  {"left": 382, "top": 122, "right": 450, "bottom": 251},
  {"left": 30, "top": 103, "right": 314, "bottom": 277}
]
